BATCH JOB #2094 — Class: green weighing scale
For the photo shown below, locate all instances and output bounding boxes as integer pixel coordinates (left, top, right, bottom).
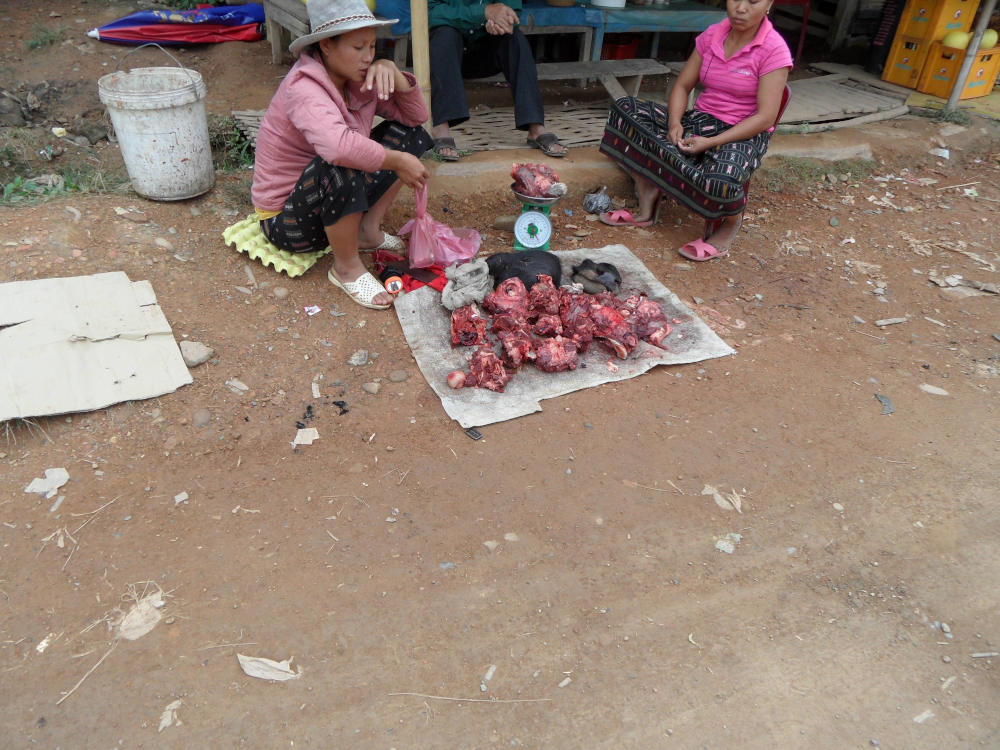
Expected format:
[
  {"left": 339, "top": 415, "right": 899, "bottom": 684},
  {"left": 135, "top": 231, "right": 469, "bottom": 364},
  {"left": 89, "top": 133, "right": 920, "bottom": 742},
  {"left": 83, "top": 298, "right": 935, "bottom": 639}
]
[{"left": 512, "top": 183, "right": 561, "bottom": 252}]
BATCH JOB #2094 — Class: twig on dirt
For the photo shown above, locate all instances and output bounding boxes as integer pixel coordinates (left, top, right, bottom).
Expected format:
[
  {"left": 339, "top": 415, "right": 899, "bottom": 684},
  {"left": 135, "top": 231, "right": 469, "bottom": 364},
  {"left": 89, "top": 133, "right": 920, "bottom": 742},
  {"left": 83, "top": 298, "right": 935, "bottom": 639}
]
[
  {"left": 971, "top": 652, "right": 999, "bottom": 658},
  {"left": 666, "top": 480, "right": 685, "bottom": 495},
  {"left": 71, "top": 497, "right": 119, "bottom": 534},
  {"left": 196, "top": 641, "right": 259, "bottom": 651},
  {"left": 854, "top": 330, "right": 886, "bottom": 341},
  {"left": 397, "top": 469, "right": 410, "bottom": 486},
  {"left": 388, "top": 692, "right": 550, "bottom": 704},
  {"left": 778, "top": 304, "right": 812, "bottom": 310},
  {"left": 622, "top": 479, "right": 679, "bottom": 494},
  {"left": 56, "top": 640, "right": 117, "bottom": 705},
  {"left": 935, "top": 181, "right": 979, "bottom": 191},
  {"left": 325, "top": 529, "right": 339, "bottom": 555},
  {"left": 749, "top": 253, "right": 766, "bottom": 270},
  {"left": 688, "top": 633, "right": 702, "bottom": 649},
  {"left": 60, "top": 542, "right": 78, "bottom": 571}
]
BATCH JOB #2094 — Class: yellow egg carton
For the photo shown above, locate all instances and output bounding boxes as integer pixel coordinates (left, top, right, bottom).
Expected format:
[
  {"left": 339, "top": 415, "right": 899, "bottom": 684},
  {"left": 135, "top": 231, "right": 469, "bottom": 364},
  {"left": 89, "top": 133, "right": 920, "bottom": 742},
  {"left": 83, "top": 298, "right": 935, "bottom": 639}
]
[
  {"left": 917, "top": 41, "right": 1000, "bottom": 99},
  {"left": 222, "top": 214, "right": 331, "bottom": 278}
]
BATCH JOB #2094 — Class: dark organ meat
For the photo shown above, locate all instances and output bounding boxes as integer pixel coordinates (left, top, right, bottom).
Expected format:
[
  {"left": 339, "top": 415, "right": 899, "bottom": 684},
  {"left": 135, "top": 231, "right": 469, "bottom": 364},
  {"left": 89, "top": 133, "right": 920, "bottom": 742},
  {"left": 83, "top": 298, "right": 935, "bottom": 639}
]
[
  {"left": 465, "top": 345, "right": 511, "bottom": 392},
  {"left": 511, "top": 162, "right": 559, "bottom": 198},
  {"left": 450, "top": 304, "right": 488, "bottom": 347},
  {"left": 483, "top": 277, "right": 529, "bottom": 317},
  {"left": 534, "top": 336, "right": 578, "bottom": 373}
]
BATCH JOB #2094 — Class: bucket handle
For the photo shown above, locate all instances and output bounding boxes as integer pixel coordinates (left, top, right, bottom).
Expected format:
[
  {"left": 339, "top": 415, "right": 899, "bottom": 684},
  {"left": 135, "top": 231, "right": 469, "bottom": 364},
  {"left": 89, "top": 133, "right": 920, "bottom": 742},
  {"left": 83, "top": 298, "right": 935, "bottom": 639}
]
[{"left": 115, "top": 43, "right": 200, "bottom": 93}]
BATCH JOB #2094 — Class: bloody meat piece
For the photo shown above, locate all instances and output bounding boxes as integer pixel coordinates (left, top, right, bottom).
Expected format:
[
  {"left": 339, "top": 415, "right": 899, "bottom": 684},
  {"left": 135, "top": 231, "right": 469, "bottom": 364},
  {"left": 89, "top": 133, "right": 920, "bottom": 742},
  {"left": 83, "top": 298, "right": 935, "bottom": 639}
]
[
  {"left": 534, "top": 336, "right": 578, "bottom": 373},
  {"left": 450, "top": 304, "right": 488, "bottom": 348},
  {"left": 491, "top": 312, "right": 528, "bottom": 334},
  {"left": 465, "top": 345, "right": 511, "bottom": 392},
  {"left": 497, "top": 328, "right": 536, "bottom": 368},
  {"left": 590, "top": 302, "right": 638, "bottom": 359},
  {"left": 558, "top": 292, "right": 596, "bottom": 353},
  {"left": 622, "top": 294, "right": 672, "bottom": 348},
  {"left": 489, "top": 312, "right": 536, "bottom": 368},
  {"left": 528, "top": 273, "right": 560, "bottom": 316},
  {"left": 483, "top": 276, "right": 530, "bottom": 317},
  {"left": 532, "top": 314, "right": 563, "bottom": 337},
  {"left": 511, "top": 162, "right": 559, "bottom": 198}
]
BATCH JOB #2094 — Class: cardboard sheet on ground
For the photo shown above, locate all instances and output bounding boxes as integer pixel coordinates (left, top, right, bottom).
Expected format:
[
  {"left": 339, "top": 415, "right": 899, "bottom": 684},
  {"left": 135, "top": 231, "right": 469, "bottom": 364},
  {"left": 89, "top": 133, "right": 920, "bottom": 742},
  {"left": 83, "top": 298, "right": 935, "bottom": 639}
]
[
  {"left": 0, "top": 272, "right": 192, "bottom": 421},
  {"left": 395, "top": 245, "right": 735, "bottom": 428}
]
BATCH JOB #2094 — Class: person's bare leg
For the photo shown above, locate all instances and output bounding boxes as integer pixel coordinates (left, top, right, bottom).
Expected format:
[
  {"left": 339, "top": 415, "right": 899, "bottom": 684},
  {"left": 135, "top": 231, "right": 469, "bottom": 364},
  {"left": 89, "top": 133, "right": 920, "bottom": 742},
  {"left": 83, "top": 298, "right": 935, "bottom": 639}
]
[
  {"left": 703, "top": 212, "right": 743, "bottom": 254},
  {"left": 526, "top": 123, "right": 566, "bottom": 156},
  {"left": 431, "top": 123, "right": 458, "bottom": 160},
  {"left": 358, "top": 181, "right": 402, "bottom": 249},
  {"left": 632, "top": 172, "right": 663, "bottom": 223},
  {"left": 326, "top": 212, "right": 392, "bottom": 307}
]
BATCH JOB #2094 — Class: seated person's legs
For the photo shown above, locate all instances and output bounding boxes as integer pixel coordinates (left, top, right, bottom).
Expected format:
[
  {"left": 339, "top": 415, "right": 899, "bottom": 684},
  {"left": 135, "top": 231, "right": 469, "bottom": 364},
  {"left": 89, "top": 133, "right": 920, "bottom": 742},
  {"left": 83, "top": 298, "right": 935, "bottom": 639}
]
[
  {"left": 261, "top": 156, "right": 392, "bottom": 307},
  {"left": 429, "top": 25, "right": 468, "bottom": 160},
  {"left": 480, "top": 29, "right": 566, "bottom": 156}
]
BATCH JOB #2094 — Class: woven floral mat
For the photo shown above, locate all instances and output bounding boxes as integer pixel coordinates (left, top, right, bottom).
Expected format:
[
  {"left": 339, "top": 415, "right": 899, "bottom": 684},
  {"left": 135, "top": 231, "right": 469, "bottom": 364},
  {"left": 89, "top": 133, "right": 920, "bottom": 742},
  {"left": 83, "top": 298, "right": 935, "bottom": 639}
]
[{"left": 232, "top": 104, "right": 610, "bottom": 153}]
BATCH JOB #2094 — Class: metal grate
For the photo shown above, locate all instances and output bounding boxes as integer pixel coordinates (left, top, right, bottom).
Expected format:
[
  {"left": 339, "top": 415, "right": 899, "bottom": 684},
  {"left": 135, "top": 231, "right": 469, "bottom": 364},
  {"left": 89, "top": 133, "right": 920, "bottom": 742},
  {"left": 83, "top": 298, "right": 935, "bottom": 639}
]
[{"left": 232, "top": 104, "right": 612, "bottom": 152}]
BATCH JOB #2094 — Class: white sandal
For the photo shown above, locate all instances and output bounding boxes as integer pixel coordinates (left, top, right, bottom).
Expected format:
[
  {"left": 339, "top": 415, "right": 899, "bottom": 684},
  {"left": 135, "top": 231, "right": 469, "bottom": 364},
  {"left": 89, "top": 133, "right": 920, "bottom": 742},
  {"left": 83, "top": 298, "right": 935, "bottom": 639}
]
[
  {"left": 327, "top": 269, "right": 392, "bottom": 310},
  {"left": 363, "top": 232, "right": 405, "bottom": 253}
]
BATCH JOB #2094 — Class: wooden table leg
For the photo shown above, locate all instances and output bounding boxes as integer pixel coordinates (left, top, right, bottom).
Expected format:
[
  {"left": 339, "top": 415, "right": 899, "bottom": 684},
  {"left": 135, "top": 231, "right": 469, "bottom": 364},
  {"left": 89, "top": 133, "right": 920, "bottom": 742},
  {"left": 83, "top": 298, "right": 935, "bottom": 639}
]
[{"left": 267, "top": 16, "right": 283, "bottom": 64}]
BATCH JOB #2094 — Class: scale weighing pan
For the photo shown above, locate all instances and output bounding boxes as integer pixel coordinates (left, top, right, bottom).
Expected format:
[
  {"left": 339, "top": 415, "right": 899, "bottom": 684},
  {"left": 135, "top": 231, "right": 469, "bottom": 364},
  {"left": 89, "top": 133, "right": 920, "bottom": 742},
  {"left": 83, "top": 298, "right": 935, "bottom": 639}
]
[{"left": 511, "top": 184, "right": 560, "bottom": 207}]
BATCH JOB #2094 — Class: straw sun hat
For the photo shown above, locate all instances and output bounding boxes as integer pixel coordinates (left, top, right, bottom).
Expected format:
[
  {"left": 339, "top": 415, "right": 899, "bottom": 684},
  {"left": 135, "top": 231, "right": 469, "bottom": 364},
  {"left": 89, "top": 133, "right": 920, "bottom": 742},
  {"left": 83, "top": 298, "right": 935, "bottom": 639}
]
[{"left": 289, "top": 0, "right": 397, "bottom": 56}]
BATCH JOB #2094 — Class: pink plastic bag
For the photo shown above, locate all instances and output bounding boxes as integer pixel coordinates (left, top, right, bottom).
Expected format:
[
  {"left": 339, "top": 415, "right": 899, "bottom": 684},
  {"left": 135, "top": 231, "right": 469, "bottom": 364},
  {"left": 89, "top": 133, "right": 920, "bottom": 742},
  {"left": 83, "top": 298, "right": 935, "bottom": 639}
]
[{"left": 398, "top": 185, "right": 481, "bottom": 269}]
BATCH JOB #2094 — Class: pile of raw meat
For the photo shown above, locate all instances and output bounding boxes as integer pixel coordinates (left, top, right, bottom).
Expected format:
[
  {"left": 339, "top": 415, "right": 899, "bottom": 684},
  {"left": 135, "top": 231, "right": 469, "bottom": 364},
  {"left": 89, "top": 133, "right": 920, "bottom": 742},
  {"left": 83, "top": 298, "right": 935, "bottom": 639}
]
[
  {"left": 511, "top": 163, "right": 566, "bottom": 199},
  {"left": 447, "top": 274, "right": 675, "bottom": 392}
]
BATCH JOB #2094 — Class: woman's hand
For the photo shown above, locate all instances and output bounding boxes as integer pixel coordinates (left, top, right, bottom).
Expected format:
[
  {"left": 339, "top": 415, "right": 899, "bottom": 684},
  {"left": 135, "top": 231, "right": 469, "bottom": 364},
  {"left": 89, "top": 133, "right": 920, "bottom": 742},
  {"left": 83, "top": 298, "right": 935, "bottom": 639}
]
[
  {"left": 676, "top": 134, "right": 713, "bottom": 155},
  {"left": 365, "top": 59, "right": 400, "bottom": 101},
  {"left": 668, "top": 122, "right": 685, "bottom": 146},
  {"left": 383, "top": 150, "right": 429, "bottom": 190}
]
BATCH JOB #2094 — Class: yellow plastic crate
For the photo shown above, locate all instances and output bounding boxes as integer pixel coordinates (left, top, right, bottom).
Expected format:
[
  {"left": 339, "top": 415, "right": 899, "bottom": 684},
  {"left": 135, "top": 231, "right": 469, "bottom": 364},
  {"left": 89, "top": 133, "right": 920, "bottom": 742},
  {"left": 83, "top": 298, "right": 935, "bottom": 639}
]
[
  {"left": 883, "top": 35, "right": 933, "bottom": 87},
  {"left": 897, "top": 0, "right": 977, "bottom": 40},
  {"left": 917, "top": 41, "right": 1000, "bottom": 99}
]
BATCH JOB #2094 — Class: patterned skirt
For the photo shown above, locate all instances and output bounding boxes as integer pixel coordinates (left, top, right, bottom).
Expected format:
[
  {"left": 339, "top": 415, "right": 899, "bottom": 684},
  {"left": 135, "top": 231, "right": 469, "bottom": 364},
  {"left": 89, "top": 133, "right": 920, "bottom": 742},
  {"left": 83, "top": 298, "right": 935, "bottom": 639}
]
[
  {"left": 599, "top": 97, "right": 772, "bottom": 220},
  {"left": 261, "top": 121, "right": 432, "bottom": 253}
]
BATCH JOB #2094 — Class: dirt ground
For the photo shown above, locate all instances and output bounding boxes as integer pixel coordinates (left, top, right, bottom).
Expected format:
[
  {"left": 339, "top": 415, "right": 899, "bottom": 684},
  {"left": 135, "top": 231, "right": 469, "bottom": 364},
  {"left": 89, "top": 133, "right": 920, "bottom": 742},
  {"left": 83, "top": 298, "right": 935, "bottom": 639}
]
[{"left": 2, "top": 2, "right": 999, "bottom": 748}]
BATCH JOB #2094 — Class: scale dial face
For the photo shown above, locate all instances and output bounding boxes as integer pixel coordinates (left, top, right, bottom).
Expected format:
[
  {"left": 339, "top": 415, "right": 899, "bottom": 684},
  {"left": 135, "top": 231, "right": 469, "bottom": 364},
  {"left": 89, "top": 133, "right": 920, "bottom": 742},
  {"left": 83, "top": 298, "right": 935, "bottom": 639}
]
[{"left": 513, "top": 210, "right": 552, "bottom": 249}]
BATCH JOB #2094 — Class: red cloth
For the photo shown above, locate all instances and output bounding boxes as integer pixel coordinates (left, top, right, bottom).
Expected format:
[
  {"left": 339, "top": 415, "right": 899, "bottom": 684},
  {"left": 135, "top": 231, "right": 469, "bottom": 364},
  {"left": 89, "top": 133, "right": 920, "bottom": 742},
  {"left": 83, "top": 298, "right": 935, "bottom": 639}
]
[{"left": 373, "top": 250, "right": 447, "bottom": 293}]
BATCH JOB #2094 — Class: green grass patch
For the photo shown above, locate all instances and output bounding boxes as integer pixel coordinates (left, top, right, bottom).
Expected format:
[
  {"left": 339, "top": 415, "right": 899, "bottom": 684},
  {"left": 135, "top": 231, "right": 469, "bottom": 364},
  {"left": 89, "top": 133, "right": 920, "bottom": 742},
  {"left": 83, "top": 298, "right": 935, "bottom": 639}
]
[
  {"left": 0, "top": 128, "right": 129, "bottom": 206},
  {"left": 209, "top": 115, "right": 255, "bottom": 172},
  {"left": 911, "top": 106, "right": 972, "bottom": 125},
  {"left": 758, "top": 155, "right": 878, "bottom": 193},
  {"left": 26, "top": 25, "right": 68, "bottom": 51}
]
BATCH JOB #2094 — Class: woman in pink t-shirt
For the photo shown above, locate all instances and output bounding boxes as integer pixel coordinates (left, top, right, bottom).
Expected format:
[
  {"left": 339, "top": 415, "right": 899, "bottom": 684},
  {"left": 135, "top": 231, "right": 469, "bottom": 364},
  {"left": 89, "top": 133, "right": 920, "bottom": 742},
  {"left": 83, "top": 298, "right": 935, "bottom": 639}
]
[{"left": 599, "top": 0, "right": 792, "bottom": 261}]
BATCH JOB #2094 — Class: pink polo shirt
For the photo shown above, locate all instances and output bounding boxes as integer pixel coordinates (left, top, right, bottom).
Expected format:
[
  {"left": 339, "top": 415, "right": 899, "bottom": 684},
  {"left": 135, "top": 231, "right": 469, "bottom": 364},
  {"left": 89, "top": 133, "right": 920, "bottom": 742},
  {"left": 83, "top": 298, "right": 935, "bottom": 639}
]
[
  {"left": 693, "top": 17, "right": 792, "bottom": 127},
  {"left": 251, "top": 51, "right": 429, "bottom": 212}
]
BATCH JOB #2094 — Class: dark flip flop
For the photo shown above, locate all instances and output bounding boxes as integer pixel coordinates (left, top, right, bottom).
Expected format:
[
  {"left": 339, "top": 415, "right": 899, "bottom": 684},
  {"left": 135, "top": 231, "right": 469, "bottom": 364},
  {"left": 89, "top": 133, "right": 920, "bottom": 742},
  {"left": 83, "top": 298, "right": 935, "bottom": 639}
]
[
  {"left": 432, "top": 137, "right": 460, "bottom": 162},
  {"left": 526, "top": 132, "right": 567, "bottom": 158}
]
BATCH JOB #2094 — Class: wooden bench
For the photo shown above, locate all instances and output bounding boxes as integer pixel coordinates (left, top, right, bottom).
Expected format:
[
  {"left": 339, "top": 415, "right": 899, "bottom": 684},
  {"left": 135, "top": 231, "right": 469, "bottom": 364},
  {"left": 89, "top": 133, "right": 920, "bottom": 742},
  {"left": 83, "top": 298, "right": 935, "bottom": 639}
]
[
  {"left": 473, "top": 58, "right": 671, "bottom": 100},
  {"left": 259, "top": 0, "right": 669, "bottom": 99}
]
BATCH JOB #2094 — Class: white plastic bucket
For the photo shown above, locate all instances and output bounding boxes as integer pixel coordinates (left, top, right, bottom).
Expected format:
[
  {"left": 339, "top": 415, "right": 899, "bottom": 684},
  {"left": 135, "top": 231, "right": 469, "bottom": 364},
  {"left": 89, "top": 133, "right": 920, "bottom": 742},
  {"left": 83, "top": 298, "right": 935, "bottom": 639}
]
[{"left": 98, "top": 46, "right": 214, "bottom": 201}]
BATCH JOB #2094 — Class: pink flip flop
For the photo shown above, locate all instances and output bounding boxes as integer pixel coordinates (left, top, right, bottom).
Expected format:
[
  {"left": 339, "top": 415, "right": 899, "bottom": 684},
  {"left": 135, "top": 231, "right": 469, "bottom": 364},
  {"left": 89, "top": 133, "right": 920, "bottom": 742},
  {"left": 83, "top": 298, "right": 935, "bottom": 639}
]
[
  {"left": 678, "top": 238, "right": 728, "bottom": 262},
  {"left": 598, "top": 208, "right": 654, "bottom": 228}
]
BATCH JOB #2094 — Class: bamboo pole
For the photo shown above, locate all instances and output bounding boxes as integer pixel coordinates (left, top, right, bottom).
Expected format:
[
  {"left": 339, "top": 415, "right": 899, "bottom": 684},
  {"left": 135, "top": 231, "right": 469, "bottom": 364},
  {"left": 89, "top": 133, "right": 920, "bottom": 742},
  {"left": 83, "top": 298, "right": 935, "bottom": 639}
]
[
  {"left": 945, "top": 0, "right": 997, "bottom": 111},
  {"left": 409, "top": 0, "right": 431, "bottom": 126}
]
